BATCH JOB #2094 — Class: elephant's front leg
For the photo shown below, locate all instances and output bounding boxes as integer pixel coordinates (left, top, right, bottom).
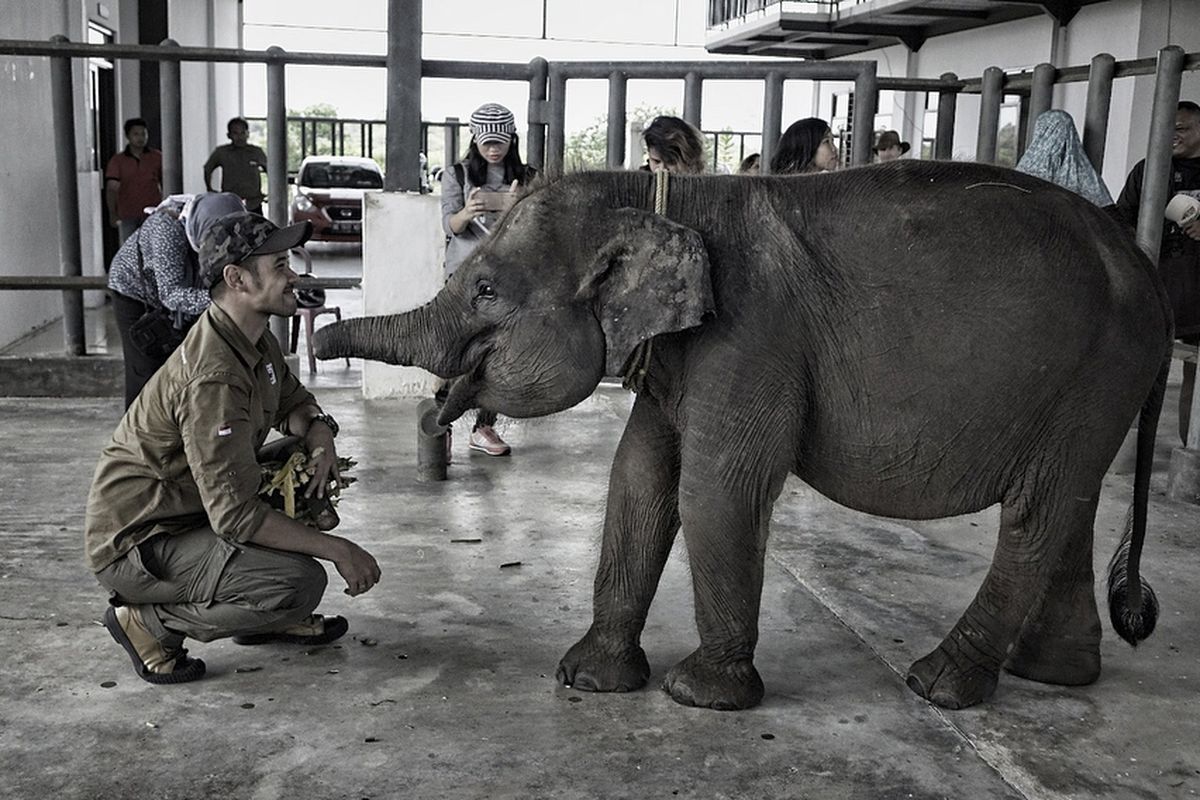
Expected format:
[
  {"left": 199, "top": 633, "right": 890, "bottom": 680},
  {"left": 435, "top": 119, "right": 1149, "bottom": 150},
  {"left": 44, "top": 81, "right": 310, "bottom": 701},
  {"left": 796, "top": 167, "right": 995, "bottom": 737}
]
[
  {"left": 661, "top": 453, "right": 786, "bottom": 711},
  {"left": 557, "top": 395, "right": 681, "bottom": 694}
]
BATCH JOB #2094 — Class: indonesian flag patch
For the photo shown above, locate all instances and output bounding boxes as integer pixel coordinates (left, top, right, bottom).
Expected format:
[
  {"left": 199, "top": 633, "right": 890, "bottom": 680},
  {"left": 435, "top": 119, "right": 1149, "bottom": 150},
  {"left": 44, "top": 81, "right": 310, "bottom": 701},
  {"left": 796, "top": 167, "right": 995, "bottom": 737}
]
[{"left": 217, "top": 423, "right": 233, "bottom": 437}]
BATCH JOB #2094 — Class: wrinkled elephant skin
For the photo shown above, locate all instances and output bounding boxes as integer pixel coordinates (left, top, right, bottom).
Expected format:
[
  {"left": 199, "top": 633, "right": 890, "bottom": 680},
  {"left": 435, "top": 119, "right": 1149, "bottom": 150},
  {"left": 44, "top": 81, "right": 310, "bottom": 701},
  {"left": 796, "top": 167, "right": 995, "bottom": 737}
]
[{"left": 313, "top": 162, "right": 1172, "bottom": 711}]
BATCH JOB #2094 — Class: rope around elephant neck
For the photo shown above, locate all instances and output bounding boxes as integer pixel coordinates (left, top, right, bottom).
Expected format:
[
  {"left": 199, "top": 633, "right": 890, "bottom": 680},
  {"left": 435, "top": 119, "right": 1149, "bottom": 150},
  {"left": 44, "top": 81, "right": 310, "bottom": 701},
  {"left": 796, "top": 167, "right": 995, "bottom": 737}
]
[{"left": 621, "top": 171, "right": 669, "bottom": 393}]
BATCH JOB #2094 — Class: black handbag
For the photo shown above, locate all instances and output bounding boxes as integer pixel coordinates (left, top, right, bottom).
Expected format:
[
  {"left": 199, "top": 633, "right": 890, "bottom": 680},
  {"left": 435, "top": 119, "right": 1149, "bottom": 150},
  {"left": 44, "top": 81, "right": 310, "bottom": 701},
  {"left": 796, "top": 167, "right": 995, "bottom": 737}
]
[
  {"left": 128, "top": 306, "right": 187, "bottom": 359},
  {"left": 126, "top": 225, "right": 193, "bottom": 359}
]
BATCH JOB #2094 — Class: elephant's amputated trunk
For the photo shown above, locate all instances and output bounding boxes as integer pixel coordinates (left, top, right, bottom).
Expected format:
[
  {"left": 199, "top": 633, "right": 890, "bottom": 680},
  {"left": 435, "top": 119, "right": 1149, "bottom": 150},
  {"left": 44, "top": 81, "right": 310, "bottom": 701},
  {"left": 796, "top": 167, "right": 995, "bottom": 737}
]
[{"left": 311, "top": 301, "right": 461, "bottom": 378}]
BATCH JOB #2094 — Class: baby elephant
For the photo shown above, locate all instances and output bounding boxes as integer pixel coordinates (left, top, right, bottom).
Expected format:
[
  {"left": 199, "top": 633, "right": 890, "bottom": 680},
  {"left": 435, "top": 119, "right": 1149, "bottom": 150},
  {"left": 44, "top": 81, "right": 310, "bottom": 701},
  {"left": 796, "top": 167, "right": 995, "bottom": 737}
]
[{"left": 315, "top": 161, "right": 1169, "bottom": 710}]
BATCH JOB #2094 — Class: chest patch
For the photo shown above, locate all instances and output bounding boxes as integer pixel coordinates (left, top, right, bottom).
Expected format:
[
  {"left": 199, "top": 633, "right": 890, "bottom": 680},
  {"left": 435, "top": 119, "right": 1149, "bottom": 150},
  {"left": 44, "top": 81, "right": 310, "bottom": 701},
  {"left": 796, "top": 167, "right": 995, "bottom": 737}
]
[{"left": 265, "top": 363, "right": 277, "bottom": 385}]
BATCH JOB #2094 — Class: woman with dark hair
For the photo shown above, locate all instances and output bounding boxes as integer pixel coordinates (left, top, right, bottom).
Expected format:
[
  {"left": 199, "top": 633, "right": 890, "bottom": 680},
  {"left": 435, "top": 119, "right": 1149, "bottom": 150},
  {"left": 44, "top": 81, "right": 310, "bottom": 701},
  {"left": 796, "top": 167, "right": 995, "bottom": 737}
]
[
  {"left": 770, "top": 118, "right": 840, "bottom": 175},
  {"left": 440, "top": 102, "right": 537, "bottom": 457},
  {"left": 642, "top": 115, "right": 706, "bottom": 174}
]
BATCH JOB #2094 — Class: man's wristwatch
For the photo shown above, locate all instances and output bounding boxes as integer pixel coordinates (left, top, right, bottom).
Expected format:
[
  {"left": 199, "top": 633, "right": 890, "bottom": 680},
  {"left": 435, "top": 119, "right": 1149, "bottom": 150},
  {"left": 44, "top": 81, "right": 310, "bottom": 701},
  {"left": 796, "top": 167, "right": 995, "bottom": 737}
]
[{"left": 309, "top": 412, "right": 339, "bottom": 438}]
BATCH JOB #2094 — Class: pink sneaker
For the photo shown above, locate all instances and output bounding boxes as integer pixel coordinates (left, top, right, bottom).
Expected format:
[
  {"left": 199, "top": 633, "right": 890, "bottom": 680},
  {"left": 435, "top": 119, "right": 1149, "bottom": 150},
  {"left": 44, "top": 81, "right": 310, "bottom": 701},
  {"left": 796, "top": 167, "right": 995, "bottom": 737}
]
[{"left": 469, "top": 425, "right": 511, "bottom": 456}]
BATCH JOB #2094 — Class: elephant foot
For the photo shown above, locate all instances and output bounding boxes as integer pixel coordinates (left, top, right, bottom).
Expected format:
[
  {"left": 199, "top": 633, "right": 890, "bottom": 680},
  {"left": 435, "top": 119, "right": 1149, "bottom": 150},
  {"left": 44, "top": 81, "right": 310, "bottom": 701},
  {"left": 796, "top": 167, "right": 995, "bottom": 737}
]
[
  {"left": 906, "top": 644, "right": 999, "bottom": 710},
  {"left": 661, "top": 649, "right": 764, "bottom": 711},
  {"left": 556, "top": 628, "right": 650, "bottom": 693},
  {"left": 1005, "top": 631, "right": 1101, "bottom": 686}
]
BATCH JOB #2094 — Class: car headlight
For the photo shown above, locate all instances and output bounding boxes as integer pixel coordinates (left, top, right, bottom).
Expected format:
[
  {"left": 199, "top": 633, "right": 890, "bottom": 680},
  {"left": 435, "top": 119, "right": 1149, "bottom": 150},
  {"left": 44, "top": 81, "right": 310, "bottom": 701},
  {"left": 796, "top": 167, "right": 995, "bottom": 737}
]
[{"left": 294, "top": 193, "right": 314, "bottom": 212}]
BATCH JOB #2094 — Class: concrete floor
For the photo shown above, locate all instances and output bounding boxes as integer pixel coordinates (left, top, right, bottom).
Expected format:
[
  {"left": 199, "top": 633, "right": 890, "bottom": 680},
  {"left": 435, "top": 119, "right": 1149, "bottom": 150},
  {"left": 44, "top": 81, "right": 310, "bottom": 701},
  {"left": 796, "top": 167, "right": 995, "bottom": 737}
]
[{"left": 2, "top": 249, "right": 1199, "bottom": 799}]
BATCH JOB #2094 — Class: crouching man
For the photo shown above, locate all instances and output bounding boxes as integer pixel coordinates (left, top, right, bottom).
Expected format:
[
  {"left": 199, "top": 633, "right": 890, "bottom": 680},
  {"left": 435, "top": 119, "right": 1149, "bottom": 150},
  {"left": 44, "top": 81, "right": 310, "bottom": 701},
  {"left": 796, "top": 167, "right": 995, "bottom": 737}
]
[{"left": 85, "top": 211, "right": 381, "bottom": 684}]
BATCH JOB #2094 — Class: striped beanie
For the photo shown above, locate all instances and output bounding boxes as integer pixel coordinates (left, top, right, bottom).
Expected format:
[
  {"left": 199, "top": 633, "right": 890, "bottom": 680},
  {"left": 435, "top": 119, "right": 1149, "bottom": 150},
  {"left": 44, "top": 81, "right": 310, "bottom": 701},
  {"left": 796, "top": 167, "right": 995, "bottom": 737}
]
[{"left": 470, "top": 103, "right": 517, "bottom": 145}]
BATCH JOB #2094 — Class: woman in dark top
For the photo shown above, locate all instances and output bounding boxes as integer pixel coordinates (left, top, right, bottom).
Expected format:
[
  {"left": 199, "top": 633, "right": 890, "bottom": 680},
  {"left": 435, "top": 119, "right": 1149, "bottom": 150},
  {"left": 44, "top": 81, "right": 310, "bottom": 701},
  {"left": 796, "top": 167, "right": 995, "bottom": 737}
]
[{"left": 771, "top": 118, "right": 840, "bottom": 175}]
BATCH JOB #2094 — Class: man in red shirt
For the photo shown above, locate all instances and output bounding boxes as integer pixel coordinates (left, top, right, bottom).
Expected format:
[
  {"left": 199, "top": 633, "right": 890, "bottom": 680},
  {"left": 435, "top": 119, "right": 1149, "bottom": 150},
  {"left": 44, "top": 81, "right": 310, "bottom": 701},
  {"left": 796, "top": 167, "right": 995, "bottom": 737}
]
[{"left": 105, "top": 117, "right": 163, "bottom": 244}]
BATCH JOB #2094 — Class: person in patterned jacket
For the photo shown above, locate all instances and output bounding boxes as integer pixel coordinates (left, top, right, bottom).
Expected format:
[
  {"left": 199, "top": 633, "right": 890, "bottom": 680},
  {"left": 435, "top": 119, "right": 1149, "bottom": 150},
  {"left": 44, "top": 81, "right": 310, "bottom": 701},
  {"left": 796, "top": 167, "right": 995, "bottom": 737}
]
[{"left": 107, "top": 191, "right": 245, "bottom": 408}]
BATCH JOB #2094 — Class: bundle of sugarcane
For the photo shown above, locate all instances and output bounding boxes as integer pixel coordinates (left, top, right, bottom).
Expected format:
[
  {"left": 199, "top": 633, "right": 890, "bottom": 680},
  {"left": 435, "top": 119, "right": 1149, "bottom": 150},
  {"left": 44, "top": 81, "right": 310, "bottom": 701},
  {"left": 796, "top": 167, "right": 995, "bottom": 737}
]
[{"left": 259, "top": 446, "right": 357, "bottom": 529}]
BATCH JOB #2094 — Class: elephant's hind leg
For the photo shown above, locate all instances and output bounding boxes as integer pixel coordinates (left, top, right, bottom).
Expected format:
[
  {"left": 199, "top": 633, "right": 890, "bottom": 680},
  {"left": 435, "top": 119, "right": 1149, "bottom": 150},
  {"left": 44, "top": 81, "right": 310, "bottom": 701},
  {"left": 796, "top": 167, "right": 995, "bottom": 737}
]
[
  {"left": 907, "top": 480, "right": 1100, "bottom": 709},
  {"left": 1004, "top": 496, "right": 1102, "bottom": 686},
  {"left": 557, "top": 395, "right": 681, "bottom": 694}
]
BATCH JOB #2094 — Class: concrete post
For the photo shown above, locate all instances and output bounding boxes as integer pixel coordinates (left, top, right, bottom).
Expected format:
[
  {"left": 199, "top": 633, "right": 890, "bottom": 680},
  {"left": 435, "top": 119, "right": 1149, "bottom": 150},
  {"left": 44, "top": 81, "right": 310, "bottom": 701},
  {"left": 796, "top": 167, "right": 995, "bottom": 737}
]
[
  {"left": 385, "top": 0, "right": 422, "bottom": 192},
  {"left": 976, "top": 66, "right": 1004, "bottom": 164},
  {"left": 443, "top": 116, "right": 460, "bottom": 173},
  {"left": 935, "top": 72, "right": 958, "bottom": 160},
  {"left": 265, "top": 46, "right": 290, "bottom": 348},
  {"left": 546, "top": 69, "right": 567, "bottom": 176},
  {"left": 1083, "top": 53, "right": 1115, "bottom": 172},
  {"left": 683, "top": 72, "right": 702, "bottom": 130},
  {"left": 760, "top": 71, "right": 783, "bottom": 174},
  {"left": 526, "top": 58, "right": 549, "bottom": 171},
  {"left": 1024, "top": 62, "right": 1056, "bottom": 155},
  {"left": 158, "top": 39, "right": 183, "bottom": 195},
  {"left": 851, "top": 65, "right": 879, "bottom": 167},
  {"left": 49, "top": 35, "right": 84, "bottom": 356},
  {"left": 606, "top": 71, "right": 627, "bottom": 170}
]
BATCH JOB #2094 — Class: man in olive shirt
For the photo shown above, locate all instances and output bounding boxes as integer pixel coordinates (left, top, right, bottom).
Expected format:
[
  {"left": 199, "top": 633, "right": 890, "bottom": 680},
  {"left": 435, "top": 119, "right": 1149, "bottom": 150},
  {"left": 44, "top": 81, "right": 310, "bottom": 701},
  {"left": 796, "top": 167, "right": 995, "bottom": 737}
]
[
  {"left": 203, "top": 117, "right": 268, "bottom": 213},
  {"left": 86, "top": 211, "right": 381, "bottom": 684}
]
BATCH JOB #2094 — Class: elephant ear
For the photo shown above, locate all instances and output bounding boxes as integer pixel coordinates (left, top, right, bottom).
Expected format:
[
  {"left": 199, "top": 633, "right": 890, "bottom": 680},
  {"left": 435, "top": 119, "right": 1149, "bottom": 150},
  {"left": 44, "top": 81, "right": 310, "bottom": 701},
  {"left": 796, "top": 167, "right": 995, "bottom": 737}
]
[{"left": 578, "top": 207, "right": 714, "bottom": 377}]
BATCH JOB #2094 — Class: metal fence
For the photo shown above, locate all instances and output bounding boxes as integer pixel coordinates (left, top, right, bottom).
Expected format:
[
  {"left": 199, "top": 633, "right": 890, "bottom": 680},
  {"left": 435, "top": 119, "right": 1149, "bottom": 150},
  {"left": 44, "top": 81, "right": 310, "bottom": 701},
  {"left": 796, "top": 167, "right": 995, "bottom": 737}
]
[{"left": 0, "top": 32, "right": 1197, "bottom": 358}]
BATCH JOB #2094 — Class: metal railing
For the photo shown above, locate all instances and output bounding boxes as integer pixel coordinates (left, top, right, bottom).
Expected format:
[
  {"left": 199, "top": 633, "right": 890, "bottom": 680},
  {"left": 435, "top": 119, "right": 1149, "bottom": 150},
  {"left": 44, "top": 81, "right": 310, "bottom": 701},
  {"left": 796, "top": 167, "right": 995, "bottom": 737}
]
[
  {"left": 0, "top": 31, "right": 1196, "bottom": 361},
  {"left": 707, "top": 0, "right": 870, "bottom": 26}
]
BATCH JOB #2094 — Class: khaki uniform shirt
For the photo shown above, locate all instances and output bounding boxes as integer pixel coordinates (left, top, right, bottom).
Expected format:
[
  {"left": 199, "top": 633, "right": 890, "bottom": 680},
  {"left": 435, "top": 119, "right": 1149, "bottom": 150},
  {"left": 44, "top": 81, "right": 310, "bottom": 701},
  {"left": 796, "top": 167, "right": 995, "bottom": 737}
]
[
  {"left": 85, "top": 302, "right": 316, "bottom": 572},
  {"left": 204, "top": 143, "right": 267, "bottom": 205}
]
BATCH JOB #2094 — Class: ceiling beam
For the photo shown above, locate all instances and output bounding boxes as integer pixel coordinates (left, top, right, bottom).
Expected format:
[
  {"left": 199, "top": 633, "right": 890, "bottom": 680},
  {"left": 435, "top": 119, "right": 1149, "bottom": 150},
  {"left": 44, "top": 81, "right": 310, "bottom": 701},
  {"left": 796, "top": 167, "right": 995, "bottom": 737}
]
[
  {"left": 894, "top": 7, "right": 989, "bottom": 20},
  {"left": 1000, "top": 0, "right": 1083, "bottom": 25}
]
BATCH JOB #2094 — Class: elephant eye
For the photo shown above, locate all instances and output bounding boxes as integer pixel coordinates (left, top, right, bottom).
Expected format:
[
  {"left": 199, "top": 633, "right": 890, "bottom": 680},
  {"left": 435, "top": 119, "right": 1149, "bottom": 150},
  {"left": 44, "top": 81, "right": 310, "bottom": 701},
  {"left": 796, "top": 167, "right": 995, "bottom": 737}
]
[{"left": 475, "top": 281, "right": 496, "bottom": 300}]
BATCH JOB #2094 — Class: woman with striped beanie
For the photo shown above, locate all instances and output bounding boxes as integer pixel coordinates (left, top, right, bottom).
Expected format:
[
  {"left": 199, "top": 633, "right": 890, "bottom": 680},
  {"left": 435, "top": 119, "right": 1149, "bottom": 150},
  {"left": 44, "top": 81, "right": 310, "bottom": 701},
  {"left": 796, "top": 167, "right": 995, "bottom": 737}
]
[{"left": 438, "top": 102, "right": 537, "bottom": 457}]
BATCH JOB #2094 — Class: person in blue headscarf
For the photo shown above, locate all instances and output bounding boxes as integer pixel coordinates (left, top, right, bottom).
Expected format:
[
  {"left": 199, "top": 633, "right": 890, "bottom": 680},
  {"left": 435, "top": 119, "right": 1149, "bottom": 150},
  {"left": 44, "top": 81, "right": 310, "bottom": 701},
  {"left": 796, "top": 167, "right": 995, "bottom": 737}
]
[{"left": 1016, "top": 109, "right": 1113, "bottom": 207}]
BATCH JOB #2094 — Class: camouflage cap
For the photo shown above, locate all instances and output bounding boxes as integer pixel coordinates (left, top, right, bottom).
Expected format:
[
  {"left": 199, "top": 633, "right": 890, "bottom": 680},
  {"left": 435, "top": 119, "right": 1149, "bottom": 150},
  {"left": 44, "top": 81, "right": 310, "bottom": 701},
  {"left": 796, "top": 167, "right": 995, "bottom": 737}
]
[{"left": 198, "top": 213, "right": 312, "bottom": 288}]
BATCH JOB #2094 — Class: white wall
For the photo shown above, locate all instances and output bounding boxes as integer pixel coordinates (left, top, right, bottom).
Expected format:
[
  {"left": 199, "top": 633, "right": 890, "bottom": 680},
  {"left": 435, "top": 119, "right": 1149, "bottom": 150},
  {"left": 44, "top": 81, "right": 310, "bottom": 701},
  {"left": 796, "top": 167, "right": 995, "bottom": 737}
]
[
  {"left": 169, "top": 0, "right": 243, "bottom": 194},
  {"left": 0, "top": 1, "right": 80, "bottom": 349},
  {"left": 360, "top": 193, "right": 444, "bottom": 399},
  {"left": 0, "top": 0, "right": 244, "bottom": 352}
]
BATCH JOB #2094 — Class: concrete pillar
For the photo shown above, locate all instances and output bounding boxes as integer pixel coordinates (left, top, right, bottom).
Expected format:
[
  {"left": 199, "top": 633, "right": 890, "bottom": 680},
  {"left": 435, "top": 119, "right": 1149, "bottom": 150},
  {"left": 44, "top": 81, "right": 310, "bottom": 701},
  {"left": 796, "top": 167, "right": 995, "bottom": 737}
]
[
  {"left": 851, "top": 65, "right": 879, "bottom": 167},
  {"left": 683, "top": 72, "right": 702, "bottom": 129},
  {"left": 606, "top": 71, "right": 627, "bottom": 170},
  {"left": 360, "top": 193, "right": 444, "bottom": 400},
  {"left": 935, "top": 72, "right": 958, "bottom": 160},
  {"left": 385, "top": 0, "right": 422, "bottom": 192},
  {"left": 760, "top": 72, "right": 783, "bottom": 174},
  {"left": 50, "top": 35, "right": 84, "bottom": 356},
  {"left": 976, "top": 67, "right": 1004, "bottom": 163},
  {"left": 158, "top": 39, "right": 183, "bottom": 195},
  {"left": 1083, "top": 53, "right": 1115, "bottom": 173},
  {"left": 265, "top": 46, "right": 289, "bottom": 349},
  {"left": 526, "top": 58, "right": 549, "bottom": 171}
]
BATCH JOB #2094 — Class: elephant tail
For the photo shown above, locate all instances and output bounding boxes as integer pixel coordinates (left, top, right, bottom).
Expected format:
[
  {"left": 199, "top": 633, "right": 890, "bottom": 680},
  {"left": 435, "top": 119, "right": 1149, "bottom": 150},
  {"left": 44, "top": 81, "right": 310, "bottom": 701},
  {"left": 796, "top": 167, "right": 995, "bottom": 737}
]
[{"left": 1106, "top": 354, "right": 1168, "bottom": 646}]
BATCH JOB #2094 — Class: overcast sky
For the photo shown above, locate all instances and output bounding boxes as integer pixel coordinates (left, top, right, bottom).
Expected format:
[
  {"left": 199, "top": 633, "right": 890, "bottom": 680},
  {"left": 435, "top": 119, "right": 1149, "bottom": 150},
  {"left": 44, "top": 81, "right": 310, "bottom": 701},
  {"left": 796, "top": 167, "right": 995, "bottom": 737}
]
[{"left": 240, "top": 0, "right": 830, "bottom": 135}]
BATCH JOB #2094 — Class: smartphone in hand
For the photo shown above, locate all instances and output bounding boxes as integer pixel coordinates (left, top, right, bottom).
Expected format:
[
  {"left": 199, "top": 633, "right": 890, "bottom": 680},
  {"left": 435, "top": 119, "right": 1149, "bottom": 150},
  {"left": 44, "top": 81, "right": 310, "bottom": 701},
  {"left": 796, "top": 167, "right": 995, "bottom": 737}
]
[{"left": 476, "top": 190, "right": 510, "bottom": 212}]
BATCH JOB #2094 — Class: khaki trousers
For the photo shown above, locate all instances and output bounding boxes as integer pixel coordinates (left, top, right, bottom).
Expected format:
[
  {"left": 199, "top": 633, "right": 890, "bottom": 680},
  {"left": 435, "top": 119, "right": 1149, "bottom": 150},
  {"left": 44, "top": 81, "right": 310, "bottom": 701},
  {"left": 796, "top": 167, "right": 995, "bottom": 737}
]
[{"left": 96, "top": 525, "right": 327, "bottom": 647}]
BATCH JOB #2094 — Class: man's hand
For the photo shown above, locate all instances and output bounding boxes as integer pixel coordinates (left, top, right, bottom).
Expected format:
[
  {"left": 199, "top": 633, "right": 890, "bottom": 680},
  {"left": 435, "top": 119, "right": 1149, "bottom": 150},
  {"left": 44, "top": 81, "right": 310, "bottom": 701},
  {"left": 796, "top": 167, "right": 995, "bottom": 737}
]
[
  {"left": 1183, "top": 219, "right": 1200, "bottom": 241},
  {"left": 334, "top": 538, "right": 381, "bottom": 596},
  {"left": 303, "top": 420, "right": 339, "bottom": 499},
  {"left": 249, "top": 514, "right": 380, "bottom": 596}
]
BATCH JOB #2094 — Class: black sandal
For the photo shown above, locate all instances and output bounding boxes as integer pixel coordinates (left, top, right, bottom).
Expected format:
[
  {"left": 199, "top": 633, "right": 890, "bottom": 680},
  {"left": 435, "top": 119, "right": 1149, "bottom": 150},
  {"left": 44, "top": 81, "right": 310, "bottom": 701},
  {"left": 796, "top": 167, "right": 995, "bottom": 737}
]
[
  {"left": 103, "top": 606, "right": 206, "bottom": 685},
  {"left": 231, "top": 614, "right": 349, "bottom": 646}
]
